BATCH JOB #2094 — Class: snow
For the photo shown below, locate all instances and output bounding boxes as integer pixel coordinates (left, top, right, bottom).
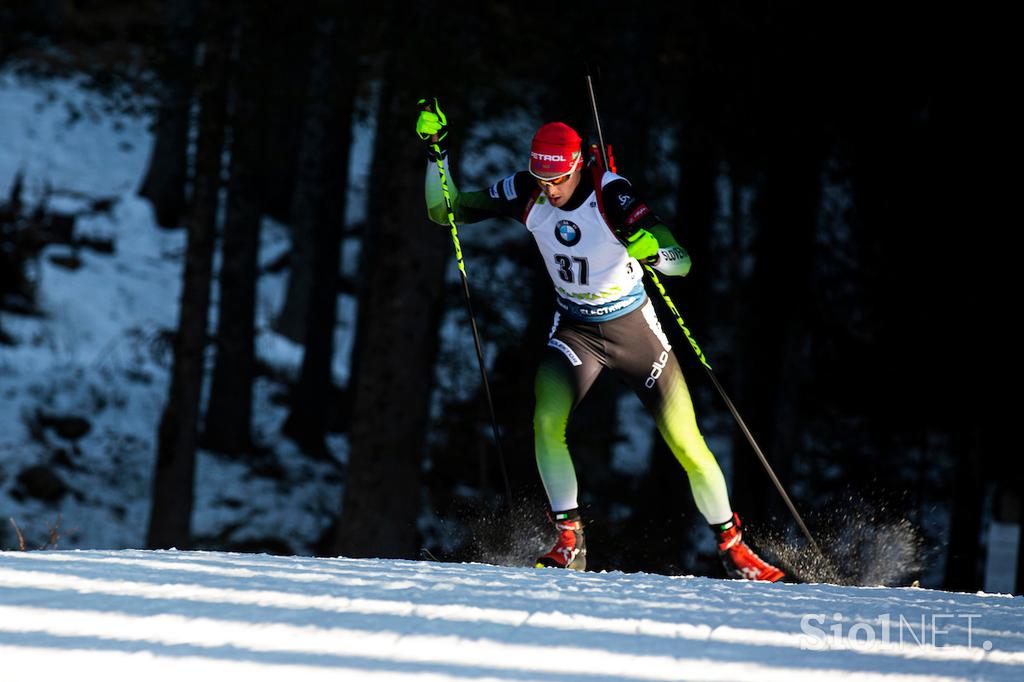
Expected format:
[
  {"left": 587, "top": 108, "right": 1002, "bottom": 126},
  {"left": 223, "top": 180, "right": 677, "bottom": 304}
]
[{"left": 0, "top": 550, "right": 1022, "bottom": 681}]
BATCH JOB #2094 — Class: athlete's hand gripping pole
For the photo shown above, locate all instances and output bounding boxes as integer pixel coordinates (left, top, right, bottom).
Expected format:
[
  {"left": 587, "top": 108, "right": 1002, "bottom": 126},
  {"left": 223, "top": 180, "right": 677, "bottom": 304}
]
[{"left": 418, "top": 97, "right": 513, "bottom": 509}]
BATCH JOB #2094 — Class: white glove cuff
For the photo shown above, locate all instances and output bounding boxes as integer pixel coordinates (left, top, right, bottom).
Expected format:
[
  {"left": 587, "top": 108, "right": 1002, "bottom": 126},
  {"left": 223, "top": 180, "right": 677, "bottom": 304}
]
[{"left": 652, "top": 246, "right": 691, "bottom": 276}]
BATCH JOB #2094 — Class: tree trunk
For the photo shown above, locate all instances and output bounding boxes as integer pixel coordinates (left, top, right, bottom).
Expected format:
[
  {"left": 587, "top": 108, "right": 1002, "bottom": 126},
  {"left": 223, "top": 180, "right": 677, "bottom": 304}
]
[
  {"left": 274, "top": 11, "right": 346, "bottom": 345},
  {"left": 281, "top": 15, "right": 356, "bottom": 457},
  {"left": 673, "top": 113, "right": 717, "bottom": 340},
  {"left": 203, "top": 2, "right": 269, "bottom": 456},
  {"left": 147, "top": 0, "right": 232, "bottom": 549},
  {"left": 944, "top": 430, "right": 985, "bottom": 591},
  {"left": 732, "top": 144, "right": 821, "bottom": 525},
  {"left": 254, "top": 6, "right": 313, "bottom": 225},
  {"left": 138, "top": 0, "right": 197, "bottom": 229},
  {"left": 1005, "top": 418, "right": 1024, "bottom": 595},
  {"left": 329, "top": 50, "right": 449, "bottom": 559}
]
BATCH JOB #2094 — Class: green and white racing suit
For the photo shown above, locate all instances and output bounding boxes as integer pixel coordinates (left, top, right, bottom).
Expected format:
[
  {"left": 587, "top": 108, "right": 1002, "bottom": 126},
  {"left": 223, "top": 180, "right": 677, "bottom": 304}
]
[{"left": 425, "top": 156, "right": 733, "bottom": 524}]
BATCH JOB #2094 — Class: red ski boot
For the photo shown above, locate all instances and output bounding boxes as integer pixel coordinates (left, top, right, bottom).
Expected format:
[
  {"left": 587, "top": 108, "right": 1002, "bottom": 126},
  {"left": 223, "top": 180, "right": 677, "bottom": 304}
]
[
  {"left": 713, "top": 513, "right": 785, "bottom": 582},
  {"left": 535, "top": 509, "right": 586, "bottom": 570}
]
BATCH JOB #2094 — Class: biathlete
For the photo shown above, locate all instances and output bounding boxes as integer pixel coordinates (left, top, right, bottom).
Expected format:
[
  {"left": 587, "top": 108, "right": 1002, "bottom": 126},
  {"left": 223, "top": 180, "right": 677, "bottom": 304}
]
[{"left": 416, "top": 99, "right": 783, "bottom": 581}]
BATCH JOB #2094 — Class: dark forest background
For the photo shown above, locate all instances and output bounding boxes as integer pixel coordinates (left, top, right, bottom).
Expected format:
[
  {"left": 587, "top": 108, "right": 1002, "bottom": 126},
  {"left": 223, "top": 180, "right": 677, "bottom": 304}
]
[{"left": 0, "top": 1, "right": 1013, "bottom": 593}]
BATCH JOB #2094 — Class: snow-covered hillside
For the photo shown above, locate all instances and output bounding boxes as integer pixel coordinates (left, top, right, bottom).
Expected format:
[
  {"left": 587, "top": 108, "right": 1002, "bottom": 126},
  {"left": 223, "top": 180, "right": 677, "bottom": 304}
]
[
  {"left": 0, "top": 550, "right": 1022, "bottom": 681},
  {"left": 0, "top": 69, "right": 346, "bottom": 553}
]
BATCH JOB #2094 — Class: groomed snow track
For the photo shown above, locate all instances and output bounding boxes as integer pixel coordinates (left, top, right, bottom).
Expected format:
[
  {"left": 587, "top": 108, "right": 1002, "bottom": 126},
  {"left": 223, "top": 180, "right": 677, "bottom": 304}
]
[{"left": 1, "top": 550, "right": 1022, "bottom": 681}]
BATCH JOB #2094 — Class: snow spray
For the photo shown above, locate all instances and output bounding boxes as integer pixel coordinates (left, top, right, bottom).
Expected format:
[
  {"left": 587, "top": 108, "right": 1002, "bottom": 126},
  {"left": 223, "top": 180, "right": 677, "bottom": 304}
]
[{"left": 754, "top": 496, "right": 924, "bottom": 586}]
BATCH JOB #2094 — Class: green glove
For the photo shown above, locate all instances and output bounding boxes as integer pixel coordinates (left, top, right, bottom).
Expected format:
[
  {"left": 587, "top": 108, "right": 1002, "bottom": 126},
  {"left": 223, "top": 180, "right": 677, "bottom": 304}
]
[
  {"left": 625, "top": 229, "right": 659, "bottom": 261},
  {"left": 416, "top": 97, "right": 448, "bottom": 149}
]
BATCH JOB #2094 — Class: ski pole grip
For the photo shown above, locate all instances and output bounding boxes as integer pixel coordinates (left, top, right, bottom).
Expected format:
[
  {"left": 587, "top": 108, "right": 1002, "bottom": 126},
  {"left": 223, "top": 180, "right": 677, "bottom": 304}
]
[{"left": 417, "top": 97, "right": 446, "bottom": 144}]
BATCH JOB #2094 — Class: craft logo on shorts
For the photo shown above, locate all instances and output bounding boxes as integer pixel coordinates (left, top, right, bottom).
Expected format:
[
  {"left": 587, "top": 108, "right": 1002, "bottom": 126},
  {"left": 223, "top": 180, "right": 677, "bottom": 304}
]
[{"left": 554, "top": 220, "right": 582, "bottom": 247}]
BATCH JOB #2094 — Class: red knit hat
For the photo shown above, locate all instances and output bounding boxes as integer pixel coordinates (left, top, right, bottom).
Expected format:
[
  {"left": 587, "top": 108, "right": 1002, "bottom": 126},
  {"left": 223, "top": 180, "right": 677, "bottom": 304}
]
[{"left": 530, "top": 122, "right": 583, "bottom": 177}]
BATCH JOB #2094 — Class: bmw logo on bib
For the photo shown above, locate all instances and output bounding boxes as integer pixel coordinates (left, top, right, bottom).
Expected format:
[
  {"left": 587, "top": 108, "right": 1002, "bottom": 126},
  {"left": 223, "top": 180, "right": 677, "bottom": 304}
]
[{"left": 554, "top": 220, "right": 582, "bottom": 247}]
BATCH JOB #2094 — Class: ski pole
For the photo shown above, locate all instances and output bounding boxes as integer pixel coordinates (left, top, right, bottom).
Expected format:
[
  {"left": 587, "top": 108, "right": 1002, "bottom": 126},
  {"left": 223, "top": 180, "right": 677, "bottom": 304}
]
[
  {"left": 584, "top": 74, "right": 824, "bottom": 558},
  {"left": 420, "top": 98, "right": 513, "bottom": 509}
]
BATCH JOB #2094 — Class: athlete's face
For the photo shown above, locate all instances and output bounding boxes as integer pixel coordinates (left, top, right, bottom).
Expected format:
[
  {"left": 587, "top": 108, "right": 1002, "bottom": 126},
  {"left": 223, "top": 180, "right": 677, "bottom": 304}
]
[{"left": 538, "top": 168, "right": 582, "bottom": 208}]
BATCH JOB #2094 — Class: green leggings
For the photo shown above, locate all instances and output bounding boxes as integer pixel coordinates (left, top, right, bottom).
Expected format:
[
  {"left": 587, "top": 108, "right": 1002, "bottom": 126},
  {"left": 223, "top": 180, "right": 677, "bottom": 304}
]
[{"left": 534, "top": 302, "right": 733, "bottom": 524}]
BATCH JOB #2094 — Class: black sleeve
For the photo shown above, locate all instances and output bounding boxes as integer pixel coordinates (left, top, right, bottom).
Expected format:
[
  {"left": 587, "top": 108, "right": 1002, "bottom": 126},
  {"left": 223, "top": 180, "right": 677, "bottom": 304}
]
[
  {"left": 600, "top": 178, "right": 662, "bottom": 236},
  {"left": 474, "top": 171, "right": 537, "bottom": 223},
  {"left": 440, "top": 172, "right": 538, "bottom": 225}
]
